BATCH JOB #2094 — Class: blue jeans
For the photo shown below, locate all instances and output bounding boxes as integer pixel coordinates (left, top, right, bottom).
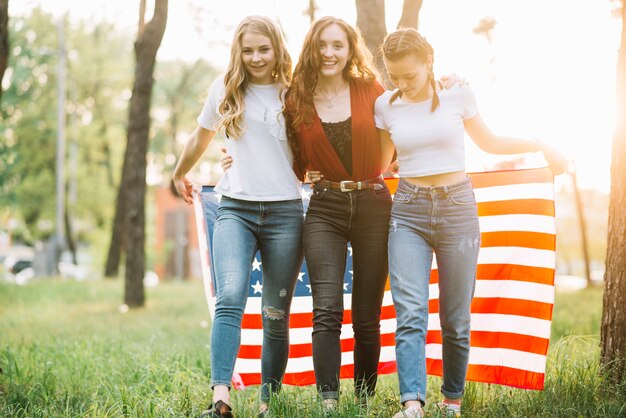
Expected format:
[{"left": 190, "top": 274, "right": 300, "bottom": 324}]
[
  {"left": 388, "top": 177, "right": 480, "bottom": 405},
  {"left": 210, "top": 196, "right": 304, "bottom": 402}
]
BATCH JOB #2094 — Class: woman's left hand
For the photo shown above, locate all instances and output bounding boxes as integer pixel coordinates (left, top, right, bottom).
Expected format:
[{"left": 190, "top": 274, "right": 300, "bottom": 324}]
[
  {"left": 540, "top": 143, "right": 567, "bottom": 176},
  {"left": 220, "top": 147, "right": 233, "bottom": 171},
  {"left": 439, "top": 73, "right": 467, "bottom": 90}
]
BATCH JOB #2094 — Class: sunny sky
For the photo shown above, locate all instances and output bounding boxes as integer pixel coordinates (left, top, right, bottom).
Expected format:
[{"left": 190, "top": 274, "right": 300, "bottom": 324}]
[{"left": 11, "top": 0, "right": 622, "bottom": 192}]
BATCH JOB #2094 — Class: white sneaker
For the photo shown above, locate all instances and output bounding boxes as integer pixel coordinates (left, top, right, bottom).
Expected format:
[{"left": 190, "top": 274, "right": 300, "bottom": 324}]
[
  {"left": 322, "top": 398, "right": 338, "bottom": 415},
  {"left": 392, "top": 404, "right": 424, "bottom": 418},
  {"left": 437, "top": 402, "right": 461, "bottom": 417}
]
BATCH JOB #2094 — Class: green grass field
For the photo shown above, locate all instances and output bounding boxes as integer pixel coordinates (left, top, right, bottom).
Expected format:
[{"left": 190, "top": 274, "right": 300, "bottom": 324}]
[{"left": 1, "top": 279, "right": 624, "bottom": 417}]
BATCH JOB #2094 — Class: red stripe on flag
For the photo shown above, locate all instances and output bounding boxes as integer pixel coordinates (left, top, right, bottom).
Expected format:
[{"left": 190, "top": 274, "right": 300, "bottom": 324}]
[
  {"left": 425, "top": 331, "right": 549, "bottom": 355},
  {"left": 238, "top": 360, "right": 399, "bottom": 386},
  {"left": 425, "top": 297, "right": 553, "bottom": 320},
  {"left": 430, "top": 264, "right": 555, "bottom": 285},
  {"left": 427, "top": 359, "right": 546, "bottom": 390},
  {"left": 469, "top": 168, "right": 553, "bottom": 188},
  {"left": 480, "top": 231, "right": 555, "bottom": 250},
  {"left": 478, "top": 199, "right": 555, "bottom": 217}
]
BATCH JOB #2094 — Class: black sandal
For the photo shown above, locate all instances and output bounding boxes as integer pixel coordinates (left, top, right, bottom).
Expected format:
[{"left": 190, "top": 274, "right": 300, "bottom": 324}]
[{"left": 199, "top": 400, "right": 233, "bottom": 418}]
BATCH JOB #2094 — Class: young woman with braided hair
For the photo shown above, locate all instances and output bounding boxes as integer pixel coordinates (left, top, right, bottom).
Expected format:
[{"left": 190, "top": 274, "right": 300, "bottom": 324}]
[{"left": 375, "top": 28, "right": 566, "bottom": 418}]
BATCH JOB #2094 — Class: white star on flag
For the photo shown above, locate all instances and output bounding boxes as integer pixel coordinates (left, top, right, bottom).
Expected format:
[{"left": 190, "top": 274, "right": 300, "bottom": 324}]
[
  {"left": 343, "top": 282, "right": 349, "bottom": 291},
  {"left": 348, "top": 246, "right": 353, "bottom": 257},
  {"left": 305, "top": 284, "right": 312, "bottom": 293},
  {"left": 251, "top": 280, "right": 263, "bottom": 294},
  {"left": 298, "top": 272, "right": 306, "bottom": 282},
  {"left": 252, "top": 257, "right": 262, "bottom": 271}
]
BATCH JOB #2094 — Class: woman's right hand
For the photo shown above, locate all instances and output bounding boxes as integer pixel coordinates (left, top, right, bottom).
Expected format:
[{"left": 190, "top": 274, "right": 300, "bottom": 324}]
[
  {"left": 172, "top": 175, "right": 194, "bottom": 205},
  {"left": 220, "top": 147, "right": 233, "bottom": 171},
  {"left": 307, "top": 171, "right": 324, "bottom": 184}
]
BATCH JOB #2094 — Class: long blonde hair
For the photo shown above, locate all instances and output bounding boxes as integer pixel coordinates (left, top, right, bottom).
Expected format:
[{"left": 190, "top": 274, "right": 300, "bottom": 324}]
[
  {"left": 288, "top": 16, "right": 379, "bottom": 130},
  {"left": 218, "top": 16, "right": 292, "bottom": 139}
]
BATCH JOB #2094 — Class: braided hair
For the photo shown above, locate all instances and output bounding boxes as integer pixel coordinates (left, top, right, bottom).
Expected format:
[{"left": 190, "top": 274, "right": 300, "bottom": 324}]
[{"left": 381, "top": 28, "right": 439, "bottom": 112}]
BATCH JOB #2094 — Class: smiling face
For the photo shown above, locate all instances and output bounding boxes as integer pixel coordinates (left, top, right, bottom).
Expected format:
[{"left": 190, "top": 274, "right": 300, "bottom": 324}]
[
  {"left": 384, "top": 53, "right": 432, "bottom": 102},
  {"left": 317, "top": 23, "right": 350, "bottom": 80},
  {"left": 241, "top": 31, "right": 277, "bottom": 84}
]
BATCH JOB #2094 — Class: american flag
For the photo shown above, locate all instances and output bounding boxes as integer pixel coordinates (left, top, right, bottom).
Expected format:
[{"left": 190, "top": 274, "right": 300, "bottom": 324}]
[{"left": 193, "top": 167, "right": 555, "bottom": 391}]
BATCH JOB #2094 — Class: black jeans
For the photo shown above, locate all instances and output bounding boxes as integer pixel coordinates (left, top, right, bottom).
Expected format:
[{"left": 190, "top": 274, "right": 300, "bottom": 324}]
[{"left": 304, "top": 180, "right": 392, "bottom": 400}]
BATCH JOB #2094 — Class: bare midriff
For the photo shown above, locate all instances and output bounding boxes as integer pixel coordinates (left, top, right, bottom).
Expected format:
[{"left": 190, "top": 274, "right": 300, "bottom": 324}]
[{"left": 403, "top": 171, "right": 467, "bottom": 187}]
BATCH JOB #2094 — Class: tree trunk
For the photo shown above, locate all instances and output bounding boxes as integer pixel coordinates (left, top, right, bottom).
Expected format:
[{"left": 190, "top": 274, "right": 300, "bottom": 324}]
[
  {"left": 104, "top": 167, "right": 126, "bottom": 277},
  {"left": 571, "top": 167, "right": 592, "bottom": 285},
  {"left": 355, "top": 0, "right": 424, "bottom": 88},
  {"left": 123, "top": 0, "right": 168, "bottom": 307},
  {"left": 305, "top": 0, "right": 317, "bottom": 24},
  {"left": 397, "top": 0, "right": 423, "bottom": 29},
  {"left": 601, "top": 1, "right": 626, "bottom": 384},
  {"left": 64, "top": 209, "right": 77, "bottom": 265},
  {"left": 355, "top": 0, "right": 388, "bottom": 86},
  {"left": 0, "top": 0, "right": 8, "bottom": 106}
]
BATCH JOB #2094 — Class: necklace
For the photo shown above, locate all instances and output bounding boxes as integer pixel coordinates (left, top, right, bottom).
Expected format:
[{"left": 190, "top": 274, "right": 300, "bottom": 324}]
[{"left": 317, "top": 82, "right": 347, "bottom": 109}]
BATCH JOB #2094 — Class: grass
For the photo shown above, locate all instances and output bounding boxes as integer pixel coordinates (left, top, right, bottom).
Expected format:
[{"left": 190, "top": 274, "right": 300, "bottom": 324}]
[{"left": 0, "top": 280, "right": 625, "bottom": 417}]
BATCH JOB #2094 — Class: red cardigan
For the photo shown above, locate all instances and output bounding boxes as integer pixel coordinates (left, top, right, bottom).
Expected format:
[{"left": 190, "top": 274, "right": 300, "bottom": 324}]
[{"left": 287, "top": 78, "right": 385, "bottom": 182}]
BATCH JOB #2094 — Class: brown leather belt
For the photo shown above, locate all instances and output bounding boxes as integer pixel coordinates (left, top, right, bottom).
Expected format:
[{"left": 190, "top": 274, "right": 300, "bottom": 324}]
[{"left": 318, "top": 177, "right": 384, "bottom": 192}]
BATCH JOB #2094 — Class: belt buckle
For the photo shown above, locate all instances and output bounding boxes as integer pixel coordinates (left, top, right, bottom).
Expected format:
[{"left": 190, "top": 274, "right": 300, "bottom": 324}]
[{"left": 339, "top": 180, "right": 353, "bottom": 192}]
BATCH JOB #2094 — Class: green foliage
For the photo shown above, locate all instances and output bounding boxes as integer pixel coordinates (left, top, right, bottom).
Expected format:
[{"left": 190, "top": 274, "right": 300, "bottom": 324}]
[
  {"left": 0, "top": 8, "right": 134, "bottom": 244},
  {"left": 151, "top": 58, "right": 219, "bottom": 174},
  {"left": 1, "top": 281, "right": 624, "bottom": 417}
]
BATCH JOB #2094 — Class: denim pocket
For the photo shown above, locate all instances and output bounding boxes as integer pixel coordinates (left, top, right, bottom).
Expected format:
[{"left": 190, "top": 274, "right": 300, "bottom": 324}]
[
  {"left": 393, "top": 190, "right": 412, "bottom": 204},
  {"left": 449, "top": 190, "right": 475, "bottom": 206},
  {"left": 368, "top": 185, "right": 391, "bottom": 202}
]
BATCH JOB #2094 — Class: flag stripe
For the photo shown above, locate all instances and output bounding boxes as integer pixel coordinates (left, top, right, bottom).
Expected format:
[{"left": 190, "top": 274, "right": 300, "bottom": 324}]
[
  {"left": 478, "top": 199, "right": 555, "bottom": 217},
  {"left": 479, "top": 214, "right": 556, "bottom": 234},
  {"left": 469, "top": 167, "right": 554, "bottom": 188},
  {"left": 479, "top": 231, "right": 555, "bottom": 250}
]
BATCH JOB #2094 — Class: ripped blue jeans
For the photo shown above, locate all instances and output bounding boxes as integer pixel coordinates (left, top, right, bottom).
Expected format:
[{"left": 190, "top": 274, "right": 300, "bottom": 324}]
[
  {"left": 210, "top": 196, "right": 304, "bottom": 402},
  {"left": 388, "top": 177, "right": 480, "bottom": 405}
]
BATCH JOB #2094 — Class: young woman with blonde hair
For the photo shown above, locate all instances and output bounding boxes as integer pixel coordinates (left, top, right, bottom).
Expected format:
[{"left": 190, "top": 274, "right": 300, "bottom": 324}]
[
  {"left": 172, "top": 15, "right": 302, "bottom": 418},
  {"left": 376, "top": 28, "right": 565, "bottom": 418}
]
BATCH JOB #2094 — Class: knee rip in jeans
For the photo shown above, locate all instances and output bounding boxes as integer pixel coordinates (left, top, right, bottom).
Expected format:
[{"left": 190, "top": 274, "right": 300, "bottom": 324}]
[
  {"left": 263, "top": 305, "right": 285, "bottom": 320},
  {"left": 391, "top": 219, "right": 398, "bottom": 232}
]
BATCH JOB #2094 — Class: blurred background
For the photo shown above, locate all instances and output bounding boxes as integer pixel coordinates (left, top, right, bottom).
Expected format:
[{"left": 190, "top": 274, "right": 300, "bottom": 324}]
[{"left": 0, "top": 0, "right": 620, "bottom": 289}]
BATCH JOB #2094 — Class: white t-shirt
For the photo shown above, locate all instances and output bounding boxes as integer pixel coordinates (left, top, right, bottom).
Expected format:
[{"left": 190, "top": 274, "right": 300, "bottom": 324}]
[
  {"left": 197, "top": 77, "right": 301, "bottom": 201},
  {"left": 374, "top": 84, "right": 478, "bottom": 178}
]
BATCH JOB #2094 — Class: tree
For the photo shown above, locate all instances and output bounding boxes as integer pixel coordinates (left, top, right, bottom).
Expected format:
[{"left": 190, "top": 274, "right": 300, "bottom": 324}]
[
  {"left": 601, "top": 0, "right": 626, "bottom": 383},
  {"left": 0, "top": 0, "right": 8, "bottom": 106},
  {"left": 355, "top": 0, "right": 423, "bottom": 88},
  {"left": 120, "top": 0, "right": 168, "bottom": 307},
  {"left": 304, "top": 0, "right": 318, "bottom": 24},
  {"left": 397, "top": 0, "right": 422, "bottom": 29}
]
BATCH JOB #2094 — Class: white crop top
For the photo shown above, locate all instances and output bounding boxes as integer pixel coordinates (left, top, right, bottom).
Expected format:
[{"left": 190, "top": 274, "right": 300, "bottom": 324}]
[
  {"left": 197, "top": 76, "right": 301, "bottom": 201},
  {"left": 374, "top": 84, "right": 478, "bottom": 178}
]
